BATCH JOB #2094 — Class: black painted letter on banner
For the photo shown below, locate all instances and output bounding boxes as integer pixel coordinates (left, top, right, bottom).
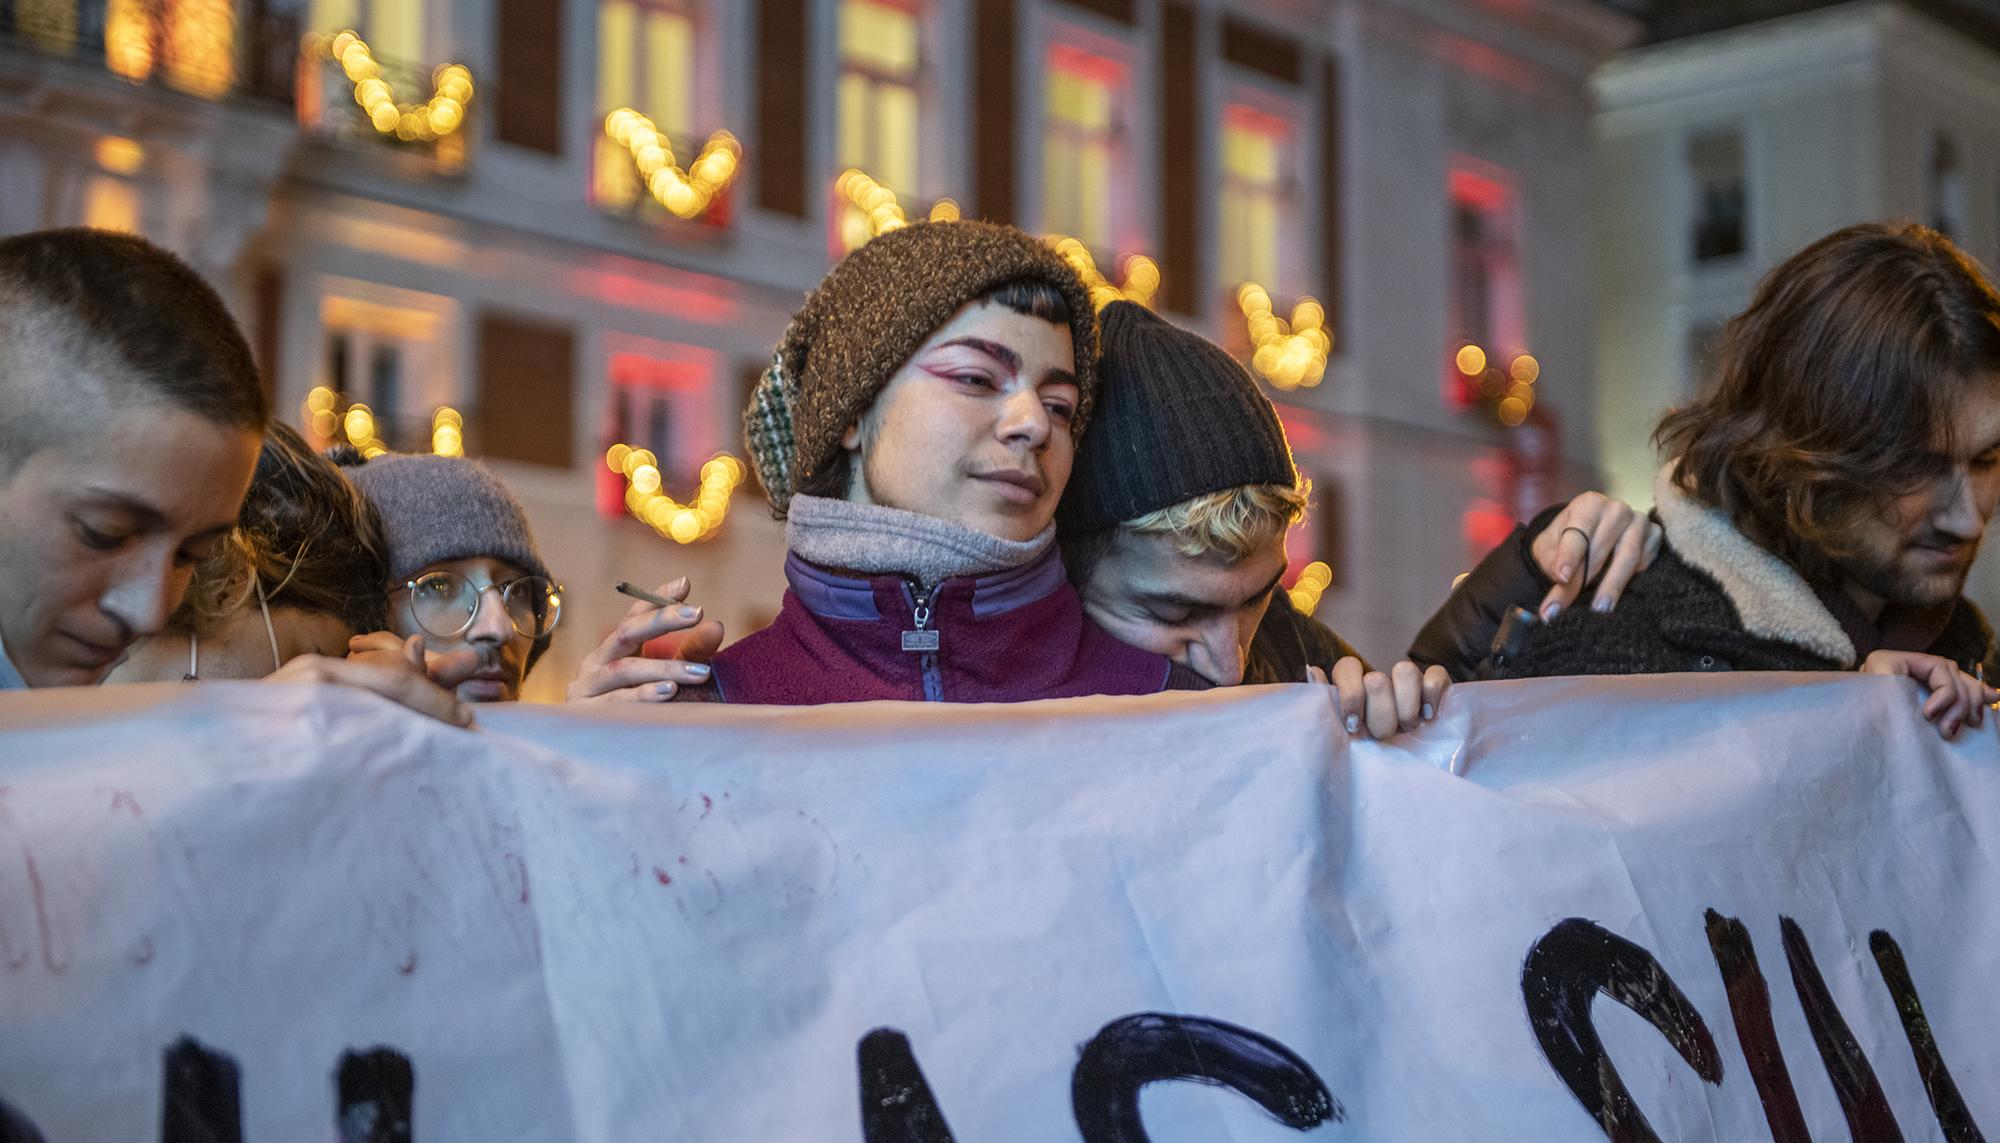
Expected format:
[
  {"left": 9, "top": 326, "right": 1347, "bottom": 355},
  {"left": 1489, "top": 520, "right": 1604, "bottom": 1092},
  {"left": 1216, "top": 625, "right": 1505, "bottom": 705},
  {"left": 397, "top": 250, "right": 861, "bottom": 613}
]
[
  {"left": 1521, "top": 917, "right": 1723, "bottom": 1142},
  {"left": 1780, "top": 916, "right": 1904, "bottom": 1141},
  {"left": 1070, "top": 1013, "right": 1339, "bottom": 1142},
  {"left": 1703, "top": 910, "right": 1809, "bottom": 1142},
  {"left": 858, "top": 1028, "right": 958, "bottom": 1143},
  {"left": 337, "top": 1048, "right": 415, "bottom": 1143},
  {"left": 161, "top": 1036, "right": 243, "bottom": 1143},
  {"left": 1869, "top": 930, "right": 1986, "bottom": 1142}
]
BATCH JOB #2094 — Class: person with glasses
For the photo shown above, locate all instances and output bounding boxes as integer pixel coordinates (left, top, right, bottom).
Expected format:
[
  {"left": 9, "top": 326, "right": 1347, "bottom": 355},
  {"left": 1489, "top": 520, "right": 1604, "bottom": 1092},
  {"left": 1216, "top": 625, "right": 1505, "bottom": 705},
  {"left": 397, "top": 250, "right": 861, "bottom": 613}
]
[{"left": 339, "top": 451, "right": 562, "bottom": 704}]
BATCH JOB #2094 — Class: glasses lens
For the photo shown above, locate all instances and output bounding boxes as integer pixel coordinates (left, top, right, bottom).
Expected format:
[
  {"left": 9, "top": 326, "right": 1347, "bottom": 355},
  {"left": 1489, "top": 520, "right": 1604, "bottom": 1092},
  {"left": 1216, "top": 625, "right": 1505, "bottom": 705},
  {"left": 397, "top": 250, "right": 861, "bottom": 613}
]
[
  {"left": 504, "top": 577, "right": 561, "bottom": 637},
  {"left": 410, "top": 572, "right": 476, "bottom": 637}
]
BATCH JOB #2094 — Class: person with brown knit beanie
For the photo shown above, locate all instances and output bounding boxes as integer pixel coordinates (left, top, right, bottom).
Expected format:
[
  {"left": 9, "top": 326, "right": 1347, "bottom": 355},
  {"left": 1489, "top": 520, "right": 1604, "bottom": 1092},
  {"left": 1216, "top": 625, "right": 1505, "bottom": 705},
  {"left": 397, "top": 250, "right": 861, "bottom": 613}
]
[{"left": 683, "top": 220, "right": 1197, "bottom": 703}]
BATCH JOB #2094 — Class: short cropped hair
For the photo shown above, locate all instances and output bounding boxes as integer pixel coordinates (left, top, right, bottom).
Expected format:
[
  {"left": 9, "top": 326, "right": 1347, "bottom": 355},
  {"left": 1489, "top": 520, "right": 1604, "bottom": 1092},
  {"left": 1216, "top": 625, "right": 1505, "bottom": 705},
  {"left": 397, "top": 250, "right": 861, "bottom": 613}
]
[
  {"left": 0, "top": 229, "right": 267, "bottom": 473},
  {"left": 1064, "top": 478, "right": 1309, "bottom": 586},
  {"left": 798, "top": 276, "right": 1075, "bottom": 502},
  {"left": 174, "top": 421, "right": 391, "bottom": 636},
  {"left": 1656, "top": 221, "right": 2000, "bottom": 579}
]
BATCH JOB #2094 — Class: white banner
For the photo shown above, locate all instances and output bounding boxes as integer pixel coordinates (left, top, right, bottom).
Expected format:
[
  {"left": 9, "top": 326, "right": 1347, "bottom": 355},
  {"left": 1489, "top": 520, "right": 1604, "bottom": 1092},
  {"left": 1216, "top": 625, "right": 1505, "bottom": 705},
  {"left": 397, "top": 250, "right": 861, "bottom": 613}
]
[{"left": 0, "top": 675, "right": 1993, "bottom": 1141}]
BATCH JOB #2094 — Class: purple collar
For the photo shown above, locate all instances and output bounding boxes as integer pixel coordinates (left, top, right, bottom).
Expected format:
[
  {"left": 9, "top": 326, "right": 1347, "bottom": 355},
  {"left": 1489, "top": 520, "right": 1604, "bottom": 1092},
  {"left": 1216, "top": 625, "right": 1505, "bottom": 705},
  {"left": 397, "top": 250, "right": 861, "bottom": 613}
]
[{"left": 783, "top": 546, "right": 1070, "bottom": 620}]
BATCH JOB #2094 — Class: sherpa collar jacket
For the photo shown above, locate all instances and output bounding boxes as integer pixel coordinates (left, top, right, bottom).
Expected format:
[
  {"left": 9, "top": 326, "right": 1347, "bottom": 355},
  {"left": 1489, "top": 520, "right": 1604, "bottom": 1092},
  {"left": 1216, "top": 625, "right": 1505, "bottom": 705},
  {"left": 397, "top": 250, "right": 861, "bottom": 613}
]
[
  {"left": 696, "top": 547, "right": 1194, "bottom": 704},
  {"left": 1487, "top": 467, "right": 1998, "bottom": 680}
]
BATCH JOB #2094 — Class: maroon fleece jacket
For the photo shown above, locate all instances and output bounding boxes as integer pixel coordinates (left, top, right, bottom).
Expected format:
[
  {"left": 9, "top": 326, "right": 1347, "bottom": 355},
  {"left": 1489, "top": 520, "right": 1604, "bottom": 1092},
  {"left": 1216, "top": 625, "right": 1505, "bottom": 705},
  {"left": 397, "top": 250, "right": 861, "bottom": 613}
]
[{"left": 700, "top": 547, "right": 1182, "bottom": 704}]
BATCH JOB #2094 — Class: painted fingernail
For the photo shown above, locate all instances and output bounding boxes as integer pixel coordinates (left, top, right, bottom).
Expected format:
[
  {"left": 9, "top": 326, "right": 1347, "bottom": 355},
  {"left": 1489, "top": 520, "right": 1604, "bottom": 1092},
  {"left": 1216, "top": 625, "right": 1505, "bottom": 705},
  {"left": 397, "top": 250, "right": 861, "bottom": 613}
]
[
  {"left": 1542, "top": 602, "right": 1563, "bottom": 621},
  {"left": 685, "top": 663, "right": 711, "bottom": 680},
  {"left": 656, "top": 681, "right": 677, "bottom": 697},
  {"left": 677, "top": 605, "right": 701, "bottom": 620},
  {"left": 1592, "top": 596, "right": 1613, "bottom": 613},
  {"left": 1345, "top": 714, "right": 1360, "bottom": 734},
  {"left": 1422, "top": 703, "right": 1435, "bottom": 720}
]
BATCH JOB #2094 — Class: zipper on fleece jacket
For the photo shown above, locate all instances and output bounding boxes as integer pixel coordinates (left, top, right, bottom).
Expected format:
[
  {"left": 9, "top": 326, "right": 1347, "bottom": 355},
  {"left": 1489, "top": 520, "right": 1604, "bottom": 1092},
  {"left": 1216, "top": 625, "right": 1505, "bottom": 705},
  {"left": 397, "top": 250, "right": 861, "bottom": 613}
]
[{"left": 899, "top": 581, "right": 944, "bottom": 701}]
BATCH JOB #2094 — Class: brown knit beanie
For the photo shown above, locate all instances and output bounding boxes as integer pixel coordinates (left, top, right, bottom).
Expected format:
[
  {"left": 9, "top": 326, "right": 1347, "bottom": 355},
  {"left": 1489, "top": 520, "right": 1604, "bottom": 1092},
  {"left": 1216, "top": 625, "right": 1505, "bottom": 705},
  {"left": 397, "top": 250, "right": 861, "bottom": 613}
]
[{"left": 744, "top": 220, "right": 1098, "bottom": 516}]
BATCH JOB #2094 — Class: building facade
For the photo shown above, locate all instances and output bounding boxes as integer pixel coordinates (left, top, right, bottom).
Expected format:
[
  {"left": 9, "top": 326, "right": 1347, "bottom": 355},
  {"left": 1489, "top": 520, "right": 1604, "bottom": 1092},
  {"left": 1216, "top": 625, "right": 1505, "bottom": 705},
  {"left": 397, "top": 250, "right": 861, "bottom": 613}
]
[
  {"left": 1592, "top": 0, "right": 2000, "bottom": 610},
  {"left": 1, "top": 0, "right": 1631, "bottom": 695}
]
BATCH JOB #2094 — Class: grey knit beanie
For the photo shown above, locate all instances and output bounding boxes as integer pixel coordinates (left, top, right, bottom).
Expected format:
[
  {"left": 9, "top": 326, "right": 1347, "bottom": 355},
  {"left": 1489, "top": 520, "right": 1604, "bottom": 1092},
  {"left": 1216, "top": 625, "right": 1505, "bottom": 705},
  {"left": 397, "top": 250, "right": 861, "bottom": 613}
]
[
  {"left": 341, "top": 452, "right": 551, "bottom": 584},
  {"left": 744, "top": 220, "right": 1098, "bottom": 516},
  {"left": 338, "top": 451, "right": 555, "bottom": 671},
  {"left": 1058, "top": 301, "right": 1297, "bottom": 533}
]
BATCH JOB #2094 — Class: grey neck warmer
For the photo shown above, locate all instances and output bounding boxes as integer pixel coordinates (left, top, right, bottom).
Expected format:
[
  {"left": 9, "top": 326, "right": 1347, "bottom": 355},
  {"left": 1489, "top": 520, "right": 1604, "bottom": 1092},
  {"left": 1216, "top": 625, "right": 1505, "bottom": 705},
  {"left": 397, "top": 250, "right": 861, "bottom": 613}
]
[{"left": 786, "top": 494, "right": 1054, "bottom": 590}]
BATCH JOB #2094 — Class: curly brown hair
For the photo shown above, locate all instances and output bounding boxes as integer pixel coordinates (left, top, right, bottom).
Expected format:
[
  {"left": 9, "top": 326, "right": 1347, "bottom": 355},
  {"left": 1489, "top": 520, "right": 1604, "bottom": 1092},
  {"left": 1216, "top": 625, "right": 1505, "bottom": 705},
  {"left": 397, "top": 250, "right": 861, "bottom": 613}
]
[
  {"left": 1656, "top": 221, "right": 2000, "bottom": 580},
  {"left": 174, "top": 422, "right": 390, "bottom": 636}
]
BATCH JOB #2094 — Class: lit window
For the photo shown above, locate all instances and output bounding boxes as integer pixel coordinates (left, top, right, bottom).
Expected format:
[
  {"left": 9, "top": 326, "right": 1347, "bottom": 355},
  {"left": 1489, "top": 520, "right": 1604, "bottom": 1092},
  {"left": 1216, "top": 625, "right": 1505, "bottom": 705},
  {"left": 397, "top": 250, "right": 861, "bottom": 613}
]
[
  {"left": 838, "top": 0, "right": 922, "bottom": 199},
  {"left": 1446, "top": 166, "right": 1525, "bottom": 417},
  {"left": 310, "top": 0, "right": 423, "bottom": 63},
  {"left": 102, "top": 0, "right": 236, "bottom": 96},
  {"left": 1688, "top": 129, "right": 1746, "bottom": 263},
  {"left": 596, "top": 0, "right": 699, "bottom": 211},
  {"left": 1219, "top": 104, "right": 1292, "bottom": 293},
  {"left": 82, "top": 177, "right": 140, "bottom": 234},
  {"left": 598, "top": 350, "right": 722, "bottom": 518},
  {"left": 1042, "top": 45, "right": 1125, "bottom": 253}
]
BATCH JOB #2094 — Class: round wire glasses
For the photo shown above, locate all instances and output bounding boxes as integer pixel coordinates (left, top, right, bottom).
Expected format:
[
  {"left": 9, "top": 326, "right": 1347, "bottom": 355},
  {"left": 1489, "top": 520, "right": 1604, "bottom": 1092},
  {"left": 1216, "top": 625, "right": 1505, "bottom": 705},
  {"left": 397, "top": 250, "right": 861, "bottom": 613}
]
[{"left": 396, "top": 571, "right": 563, "bottom": 640}]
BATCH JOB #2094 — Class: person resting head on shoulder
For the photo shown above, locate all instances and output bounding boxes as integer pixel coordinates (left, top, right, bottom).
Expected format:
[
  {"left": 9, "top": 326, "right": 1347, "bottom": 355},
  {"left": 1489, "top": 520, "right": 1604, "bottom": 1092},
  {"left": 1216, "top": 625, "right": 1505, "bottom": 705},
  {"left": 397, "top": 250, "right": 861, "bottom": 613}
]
[
  {"left": 1059, "top": 301, "right": 1455, "bottom": 737},
  {"left": 106, "top": 421, "right": 388, "bottom": 683},
  {"left": 0, "top": 229, "right": 466, "bottom": 726},
  {"left": 674, "top": 220, "right": 1196, "bottom": 704}
]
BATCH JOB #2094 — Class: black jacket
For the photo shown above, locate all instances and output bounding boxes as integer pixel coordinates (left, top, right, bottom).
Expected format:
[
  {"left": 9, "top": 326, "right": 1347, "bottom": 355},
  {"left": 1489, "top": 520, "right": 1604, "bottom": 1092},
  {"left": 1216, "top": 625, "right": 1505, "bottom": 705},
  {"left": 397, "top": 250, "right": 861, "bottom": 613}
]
[
  {"left": 1474, "top": 478, "right": 1998, "bottom": 680},
  {"left": 1246, "top": 588, "right": 1368, "bottom": 684},
  {"left": 1409, "top": 504, "right": 1563, "bottom": 681}
]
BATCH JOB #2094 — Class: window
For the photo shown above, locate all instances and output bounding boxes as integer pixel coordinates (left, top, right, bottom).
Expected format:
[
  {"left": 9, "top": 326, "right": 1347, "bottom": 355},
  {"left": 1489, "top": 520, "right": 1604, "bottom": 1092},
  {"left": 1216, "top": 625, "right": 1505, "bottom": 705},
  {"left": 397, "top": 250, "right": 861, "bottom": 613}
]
[
  {"left": 98, "top": 0, "right": 237, "bottom": 97},
  {"left": 321, "top": 292, "right": 451, "bottom": 452},
  {"left": 1446, "top": 166, "right": 1523, "bottom": 412},
  {"left": 1218, "top": 104, "right": 1293, "bottom": 292},
  {"left": 477, "top": 312, "right": 575, "bottom": 469},
  {"left": 1689, "top": 129, "right": 1746, "bottom": 263},
  {"left": 1042, "top": 45, "right": 1126, "bottom": 252},
  {"left": 838, "top": 0, "right": 922, "bottom": 197},
  {"left": 598, "top": 348, "right": 722, "bottom": 517},
  {"left": 595, "top": 0, "right": 699, "bottom": 209},
  {"left": 310, "top": 0, "right": 423, "bottom": 63},
  {"left": 1929, "top": 131, "right": 1965, "bottom": 240},
  {"left": 496, "top": 0, "right": 562, "bottom": 155}
]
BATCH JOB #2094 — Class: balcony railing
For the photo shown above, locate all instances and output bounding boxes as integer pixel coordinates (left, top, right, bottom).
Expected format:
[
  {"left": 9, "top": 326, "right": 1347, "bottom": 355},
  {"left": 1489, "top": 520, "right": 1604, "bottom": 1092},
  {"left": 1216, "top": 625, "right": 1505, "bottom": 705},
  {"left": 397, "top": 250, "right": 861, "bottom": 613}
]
[{"left": 298, "top": 33, "right": 473, "bottom": 174}]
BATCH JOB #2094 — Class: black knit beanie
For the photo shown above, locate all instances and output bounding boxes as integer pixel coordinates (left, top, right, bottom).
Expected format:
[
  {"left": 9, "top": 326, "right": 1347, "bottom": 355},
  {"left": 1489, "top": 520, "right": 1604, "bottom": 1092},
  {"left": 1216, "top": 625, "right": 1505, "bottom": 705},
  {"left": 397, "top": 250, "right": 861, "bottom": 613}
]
[{"left": 1058, "top": 301, "right": 1296, "bottom": 533}]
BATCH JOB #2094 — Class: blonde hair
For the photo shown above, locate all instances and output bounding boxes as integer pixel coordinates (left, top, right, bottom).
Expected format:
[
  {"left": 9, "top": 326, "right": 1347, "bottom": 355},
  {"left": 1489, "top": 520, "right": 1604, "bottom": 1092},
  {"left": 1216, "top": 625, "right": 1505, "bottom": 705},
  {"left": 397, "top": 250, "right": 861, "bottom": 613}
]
[{"left": 1121, "top": 479, "right": 1310, "bottom": 561}]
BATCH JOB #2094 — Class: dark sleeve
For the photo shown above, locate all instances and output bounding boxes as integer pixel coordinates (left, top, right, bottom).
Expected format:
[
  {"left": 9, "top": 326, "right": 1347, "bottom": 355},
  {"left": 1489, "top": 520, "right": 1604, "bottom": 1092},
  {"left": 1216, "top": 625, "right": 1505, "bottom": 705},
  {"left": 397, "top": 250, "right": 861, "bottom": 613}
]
[
  {"left": 1164, "top": 662, "right": 1215, "bottom": 691},
  {"left": 1245, "top": 588, "right": 1369, "bottom": 684},
  {"left": 1406, "top": 502, "right": 1564, "bottom": 681}
]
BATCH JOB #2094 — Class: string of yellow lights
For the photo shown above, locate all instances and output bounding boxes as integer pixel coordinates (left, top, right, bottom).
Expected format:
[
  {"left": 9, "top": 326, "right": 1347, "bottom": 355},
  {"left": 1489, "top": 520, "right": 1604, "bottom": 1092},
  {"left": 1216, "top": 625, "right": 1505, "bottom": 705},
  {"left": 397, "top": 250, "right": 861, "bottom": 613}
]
[
  {"left": 323, "top": 31, "right": 472, "bottom": 143},
  {"left": 604, "top": 109, "right": 741, "bottom": 220},
  {"left": 1048, "top": 238, "right": 1161, "bottom": 312},
  {"left": 1237, "top": 284, "right": 1331, "bottom": 390},
  {"left": 606, "top": 444, "right": 746, "bottom": 545},
  {"left": 1453, "top": 344, "right": 1540, "bottom": 426},
  {"left": 1288, "top": 561, "right": 1334, "bottom": 617}
]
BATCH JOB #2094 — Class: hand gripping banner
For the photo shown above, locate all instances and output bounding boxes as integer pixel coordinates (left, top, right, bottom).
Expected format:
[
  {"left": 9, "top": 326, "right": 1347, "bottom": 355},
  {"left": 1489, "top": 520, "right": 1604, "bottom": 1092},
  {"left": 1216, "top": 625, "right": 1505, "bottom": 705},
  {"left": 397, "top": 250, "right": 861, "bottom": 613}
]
[{"left": 0, "top": 674, "right": 1992, "bottom": 1140}]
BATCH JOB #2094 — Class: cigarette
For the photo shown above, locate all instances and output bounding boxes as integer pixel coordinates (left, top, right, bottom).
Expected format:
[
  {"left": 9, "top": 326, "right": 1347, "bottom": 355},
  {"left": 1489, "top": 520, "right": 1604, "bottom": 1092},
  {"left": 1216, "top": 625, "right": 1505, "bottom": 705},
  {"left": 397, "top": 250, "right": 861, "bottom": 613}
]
[{"left": 615, "top": 581, "right": 674, "bottom": 607}]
